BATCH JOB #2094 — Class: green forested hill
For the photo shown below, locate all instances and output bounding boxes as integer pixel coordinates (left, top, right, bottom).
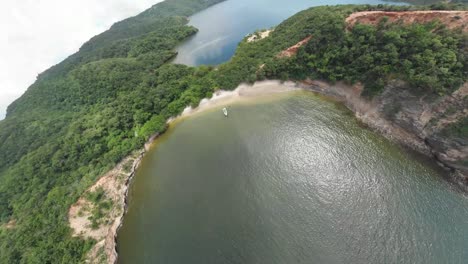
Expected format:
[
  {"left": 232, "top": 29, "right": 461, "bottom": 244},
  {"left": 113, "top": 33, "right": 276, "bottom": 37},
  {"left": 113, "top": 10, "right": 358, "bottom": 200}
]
[
  {"left": 0, "top": 0, "right": 224, "bottom": 262},
  {"left": 0, "top": 1, "right": 466, "bottom": 263}
]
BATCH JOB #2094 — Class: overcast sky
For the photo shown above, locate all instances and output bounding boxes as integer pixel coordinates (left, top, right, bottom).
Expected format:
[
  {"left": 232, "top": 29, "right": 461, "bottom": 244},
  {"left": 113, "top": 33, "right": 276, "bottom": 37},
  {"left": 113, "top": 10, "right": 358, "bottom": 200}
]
[{"left": 0, "top": 0, "right": 163, "bottom": 120}]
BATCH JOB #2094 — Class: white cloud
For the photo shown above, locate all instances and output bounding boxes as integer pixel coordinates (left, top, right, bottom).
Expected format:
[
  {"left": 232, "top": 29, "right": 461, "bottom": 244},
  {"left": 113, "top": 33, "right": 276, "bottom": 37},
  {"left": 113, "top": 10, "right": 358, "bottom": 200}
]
[{"left": 0, "top": 0, "right": 162, "bottom": 120}]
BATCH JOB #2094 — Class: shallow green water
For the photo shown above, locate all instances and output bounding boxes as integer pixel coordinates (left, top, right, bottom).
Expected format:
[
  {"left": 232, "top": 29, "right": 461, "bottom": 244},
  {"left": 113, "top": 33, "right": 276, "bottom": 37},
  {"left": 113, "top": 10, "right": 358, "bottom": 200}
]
[{"left": 117, "top": 91, "right": 468, "bottom": 263}]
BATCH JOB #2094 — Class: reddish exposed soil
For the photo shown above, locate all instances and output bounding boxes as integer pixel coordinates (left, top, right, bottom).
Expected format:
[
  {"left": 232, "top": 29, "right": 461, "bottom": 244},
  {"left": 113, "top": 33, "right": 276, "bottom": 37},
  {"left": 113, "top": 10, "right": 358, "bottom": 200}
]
[
  {"left": 346, "top": 11, "right": 468, "bottom": 32},
  {"left": 278, "top": 36, "right": 312, "bottom": 58}
]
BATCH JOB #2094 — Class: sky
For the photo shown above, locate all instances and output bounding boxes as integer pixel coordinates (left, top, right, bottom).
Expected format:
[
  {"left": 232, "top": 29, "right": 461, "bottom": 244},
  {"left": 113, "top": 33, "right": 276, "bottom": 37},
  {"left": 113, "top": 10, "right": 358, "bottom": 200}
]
[{"left": 0, "top": 0, "right": 163, "bottom": 120}]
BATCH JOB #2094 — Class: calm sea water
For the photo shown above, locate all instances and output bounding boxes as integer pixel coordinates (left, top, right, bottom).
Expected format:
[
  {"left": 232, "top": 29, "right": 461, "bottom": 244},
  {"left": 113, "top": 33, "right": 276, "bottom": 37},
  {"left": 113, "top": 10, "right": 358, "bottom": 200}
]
[
  {"left": 117, "top": 91, "right": 468, "bottom": 263},
  {"left": 173, "top": 0, "right": 405, "bottom": 66}
]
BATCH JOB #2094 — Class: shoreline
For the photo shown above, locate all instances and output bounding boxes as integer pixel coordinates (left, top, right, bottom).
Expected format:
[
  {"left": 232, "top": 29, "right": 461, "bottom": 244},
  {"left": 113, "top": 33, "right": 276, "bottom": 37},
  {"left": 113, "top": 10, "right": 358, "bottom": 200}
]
[
  {"left": 297, "top": 79, "right": 468, "bottom": 190},
  {"left": 68, "top": 80, "right": 299, "bottom": 264},
  {"left": 68, "top": 150, "right": 145, "bottom": 263},
  {"left": 111, "top": 81, "right": 300, "bottom": 263},
  {"left": 70, "top": 79, "right": 467, "bottom": 263},
  {"left": 170, "top": 80, "right": 299, "bottom": 123}
]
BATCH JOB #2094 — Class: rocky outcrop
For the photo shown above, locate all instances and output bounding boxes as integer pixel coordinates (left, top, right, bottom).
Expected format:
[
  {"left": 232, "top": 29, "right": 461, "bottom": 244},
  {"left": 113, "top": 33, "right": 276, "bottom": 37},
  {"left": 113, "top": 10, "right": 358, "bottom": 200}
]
[
  {"left": 379, "top": 81, "right": 468, "bottom": 177},
  {"left": 299, "top": 79, "right": 468, "bottom": 188}
]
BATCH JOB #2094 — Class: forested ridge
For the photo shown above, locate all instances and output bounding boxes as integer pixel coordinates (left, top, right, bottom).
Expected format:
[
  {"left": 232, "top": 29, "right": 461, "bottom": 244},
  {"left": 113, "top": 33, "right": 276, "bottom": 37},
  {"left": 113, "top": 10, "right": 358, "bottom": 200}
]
[
  {"left": 0, "top": 0, "right": 467, "bottom": 263},
  {"left": 0, "top": 0, "right": 225, "bottom": 262}
]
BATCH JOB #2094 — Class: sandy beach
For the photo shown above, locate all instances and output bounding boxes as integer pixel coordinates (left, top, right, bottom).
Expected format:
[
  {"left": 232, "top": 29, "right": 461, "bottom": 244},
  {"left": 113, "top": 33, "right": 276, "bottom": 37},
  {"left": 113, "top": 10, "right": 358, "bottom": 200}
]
[{"left": 172, "top": 80, "right": 299, "bottom": 122}]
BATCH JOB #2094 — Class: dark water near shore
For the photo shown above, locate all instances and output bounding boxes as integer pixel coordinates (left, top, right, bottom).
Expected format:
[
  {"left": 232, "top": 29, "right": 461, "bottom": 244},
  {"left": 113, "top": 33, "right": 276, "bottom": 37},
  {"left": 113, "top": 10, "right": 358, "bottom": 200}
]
[
  {"left": 117, "top": 91, "right": 468, "bottom": 263},
  {"left": 173, "top": 0, "right": 405, "bottom": 66}
]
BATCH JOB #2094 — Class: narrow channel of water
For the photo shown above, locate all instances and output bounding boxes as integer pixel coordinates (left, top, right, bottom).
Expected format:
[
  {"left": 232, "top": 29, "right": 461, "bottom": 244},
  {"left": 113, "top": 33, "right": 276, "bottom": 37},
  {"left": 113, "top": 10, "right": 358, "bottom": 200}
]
[
  {"left": 173, "top": 0, "right": 405, "bottom": 66},
  {"left": 118, "top": 91, "right": 468, "bottom": 263}
]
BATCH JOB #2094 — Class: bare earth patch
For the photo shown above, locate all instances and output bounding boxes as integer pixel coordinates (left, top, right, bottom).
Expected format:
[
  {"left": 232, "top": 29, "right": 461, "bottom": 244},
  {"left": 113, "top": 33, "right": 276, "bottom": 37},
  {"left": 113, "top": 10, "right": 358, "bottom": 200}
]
[
  {"left": 69, "top": 152, "right": 144, "bottom": 264},
  {"left": 277, "top": 36, "right": 312, "bottom": 58},
  {"left": 247, "top": 29, "right": 273, "bottom": 42},
  {"left": 2, "top": 219, "right": 16, "bottom": 230},
  {"left": 346, "top": 11, "right": 468, "bottom": 32}
]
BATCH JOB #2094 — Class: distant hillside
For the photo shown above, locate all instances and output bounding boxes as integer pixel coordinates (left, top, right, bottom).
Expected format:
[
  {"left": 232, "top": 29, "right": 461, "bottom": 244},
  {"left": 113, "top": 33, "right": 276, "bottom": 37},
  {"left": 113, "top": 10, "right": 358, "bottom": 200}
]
[{"left": 6, "top": 0, "right": 225, "bottom": 117}]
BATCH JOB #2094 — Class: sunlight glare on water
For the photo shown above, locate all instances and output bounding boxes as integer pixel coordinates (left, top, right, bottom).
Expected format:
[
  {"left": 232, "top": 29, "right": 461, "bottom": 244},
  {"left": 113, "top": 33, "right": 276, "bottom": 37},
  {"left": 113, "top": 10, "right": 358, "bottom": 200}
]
[{"left": 118, "top": 91, "right": 468, "bottom": 263}]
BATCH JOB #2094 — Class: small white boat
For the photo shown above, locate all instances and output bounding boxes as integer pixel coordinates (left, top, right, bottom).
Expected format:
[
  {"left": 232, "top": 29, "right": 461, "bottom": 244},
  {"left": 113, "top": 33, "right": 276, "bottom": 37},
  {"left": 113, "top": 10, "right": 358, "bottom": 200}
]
[{"left": 222, "top": 107, "right": 228, "bottom": 117}]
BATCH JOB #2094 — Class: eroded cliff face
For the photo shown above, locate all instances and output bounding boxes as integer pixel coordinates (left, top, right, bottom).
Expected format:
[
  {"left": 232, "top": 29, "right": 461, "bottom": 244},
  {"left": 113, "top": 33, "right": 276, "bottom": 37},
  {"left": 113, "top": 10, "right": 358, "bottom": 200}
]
[
  {"left": 300, "top": 80, "right": 468, "bottom": 187},
  {"left": 69, "top": 150, "right": 145, "bottom": 264},
  {"left": 378, "top": 81, "right": 468, "bottom": 179}
]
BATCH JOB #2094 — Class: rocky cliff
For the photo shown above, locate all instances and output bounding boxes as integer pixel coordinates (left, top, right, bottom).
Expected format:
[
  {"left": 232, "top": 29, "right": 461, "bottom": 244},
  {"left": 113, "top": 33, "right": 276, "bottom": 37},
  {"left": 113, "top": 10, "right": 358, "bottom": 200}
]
[
  {"left": 300, "top": 80, "right": 468, "bottom": 189},
  {"left": 379, "top": 81, "right": 468, "bottom": 182}
]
